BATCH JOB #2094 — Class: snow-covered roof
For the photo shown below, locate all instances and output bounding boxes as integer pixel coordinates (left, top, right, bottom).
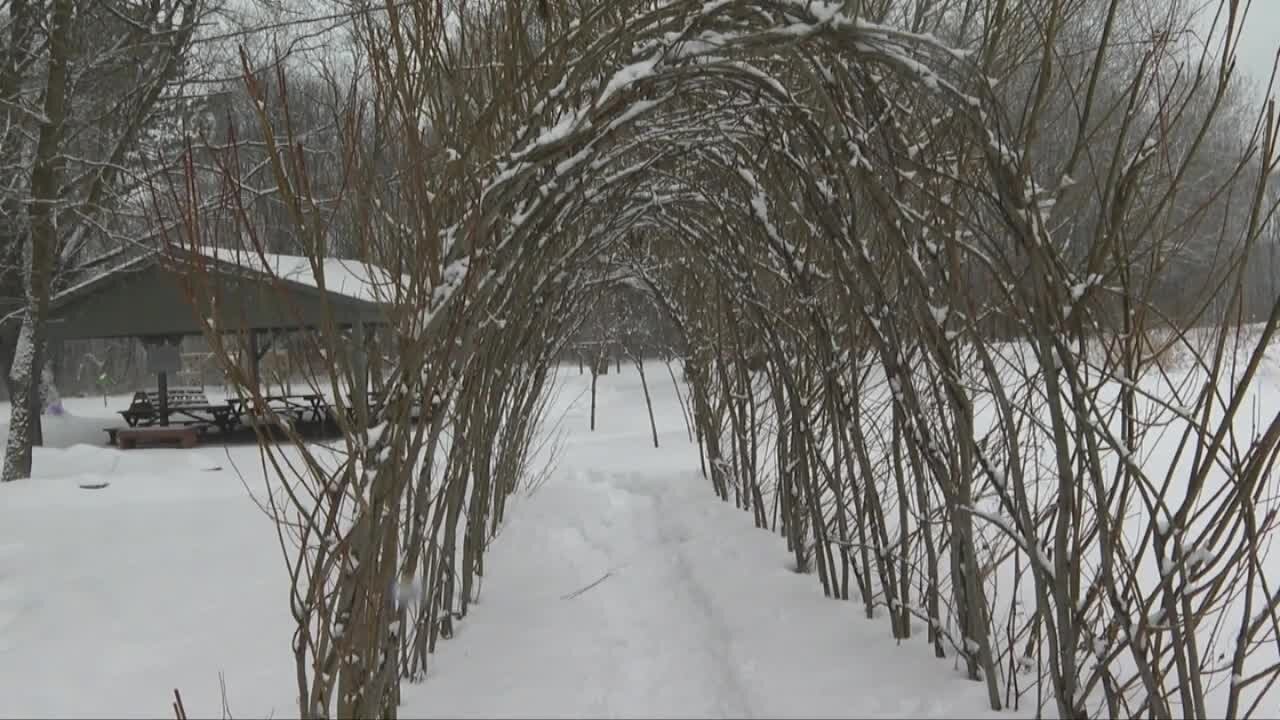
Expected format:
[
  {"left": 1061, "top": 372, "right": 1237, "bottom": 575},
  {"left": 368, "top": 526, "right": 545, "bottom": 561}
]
[
  {"left": 47, "top": 247, "right": 395, "bottom": 340},
  {"left": 52, "top": 253, "right": 157, "bottom": 307},
  {"left": 52, "top": 247, "right": 397, "bottom": 310},
  {"left": 200, "top": 248, "right": 396, "bottom": 305}
]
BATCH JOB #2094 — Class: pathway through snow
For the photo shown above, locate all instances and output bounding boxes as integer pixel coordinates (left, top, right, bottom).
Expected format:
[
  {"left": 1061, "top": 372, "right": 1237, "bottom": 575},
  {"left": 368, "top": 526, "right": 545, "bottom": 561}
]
[{"left": 401, "top": 374, "right": 1006, "bottom": 719}]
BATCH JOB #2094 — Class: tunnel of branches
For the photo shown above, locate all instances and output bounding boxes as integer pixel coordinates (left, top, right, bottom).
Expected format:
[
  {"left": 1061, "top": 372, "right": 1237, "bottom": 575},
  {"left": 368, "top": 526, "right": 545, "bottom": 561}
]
[{"left": 173, "top": 1, "right": 1280, "bottom": 718}]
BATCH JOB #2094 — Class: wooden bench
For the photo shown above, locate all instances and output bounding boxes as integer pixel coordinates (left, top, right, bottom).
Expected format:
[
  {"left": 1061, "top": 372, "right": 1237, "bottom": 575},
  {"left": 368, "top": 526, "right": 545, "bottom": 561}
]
[
  {"left": 120, "top": 388, "right": 220, "bottom": 428},
  {"left": 111, "top": 424, "right": 205, "bottom": 450}
]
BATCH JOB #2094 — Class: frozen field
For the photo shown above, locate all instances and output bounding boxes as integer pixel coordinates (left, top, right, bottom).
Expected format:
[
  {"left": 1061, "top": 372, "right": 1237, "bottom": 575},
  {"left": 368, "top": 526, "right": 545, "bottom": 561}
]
[{"left": 0, "top": 366, "right": 1008, "bottom": 718}]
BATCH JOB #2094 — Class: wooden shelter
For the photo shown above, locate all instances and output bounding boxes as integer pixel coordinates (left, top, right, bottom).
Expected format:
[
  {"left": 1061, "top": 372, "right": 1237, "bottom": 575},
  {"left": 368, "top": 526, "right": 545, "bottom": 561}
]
[
  {"left": 48, "top": 248, "right": 387, "bottom": 340},
  {"left": 45, "top": 247, "right": 391, "bottom": 438}
]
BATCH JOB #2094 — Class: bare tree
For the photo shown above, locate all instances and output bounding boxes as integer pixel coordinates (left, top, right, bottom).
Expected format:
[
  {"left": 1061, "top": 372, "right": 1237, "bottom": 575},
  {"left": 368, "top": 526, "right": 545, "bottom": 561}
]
[{"left": 1, "top": 0, "right": 204, "bottom": 481}]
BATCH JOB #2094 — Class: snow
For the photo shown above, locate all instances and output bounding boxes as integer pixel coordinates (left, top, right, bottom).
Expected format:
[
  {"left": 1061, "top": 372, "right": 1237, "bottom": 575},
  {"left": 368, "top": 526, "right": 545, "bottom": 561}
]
[
  {"left": 598, "top": 54, "right": 662, "bottom": 108},
  {"left": 0, "top": 368, "right": 1009, "bottom": 719},
  {"left": 201, "top": 247, "right": 398, "bottom": 304},
  {"left": 404, "top": 381, "right": 1004, "bottom": 718}
]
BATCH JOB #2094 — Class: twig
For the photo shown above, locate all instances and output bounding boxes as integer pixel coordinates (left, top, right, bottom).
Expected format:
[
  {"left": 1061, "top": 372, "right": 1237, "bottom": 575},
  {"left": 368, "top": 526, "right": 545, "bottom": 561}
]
[
  {"left": 220, "top": 670, "right": 234, "bottom": 719},
  {"left": 173, "top": 688, "right": 188, "bottom": 720},
  {"left": 561, "top": 571, "right": 614, "bottom": 600}
]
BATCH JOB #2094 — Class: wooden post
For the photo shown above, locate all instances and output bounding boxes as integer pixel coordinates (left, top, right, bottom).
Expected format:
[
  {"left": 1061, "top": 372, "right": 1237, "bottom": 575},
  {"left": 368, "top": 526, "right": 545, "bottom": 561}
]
[
  {"left": 283, "top": 331, "right": 293, "bottom": 395},
  {"left": 353, "top": 320, "right": 368, "bottom": 419},
  {"left": 143, "top": 336, "right": 181, "bottom": 427},
  {"left": 158, "top": 370, "right": 169, "bottom": 426},
  {"left": 247, "top": 330, "right": 261, "bottom": 395},
  {"left": 368, "top": 324, "right": 384, "bottom": 395}
]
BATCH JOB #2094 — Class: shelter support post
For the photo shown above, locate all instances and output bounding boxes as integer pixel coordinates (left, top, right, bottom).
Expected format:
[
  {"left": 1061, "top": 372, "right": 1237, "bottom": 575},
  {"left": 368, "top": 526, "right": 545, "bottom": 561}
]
[
  {"left": 368, "top": 325, "right": 384, "bottom": 396},
  {"left": 248, "top": 330, "right": 261, "bottom": 395},
  {"left": 352, "top": 319, "right": 368, "bottom": 420},
  {"left": 142, "top": 335, "right": 181, "bottom": 426},
  {"left": 158, "top": 370, "right": 169, "bottom": 426}
]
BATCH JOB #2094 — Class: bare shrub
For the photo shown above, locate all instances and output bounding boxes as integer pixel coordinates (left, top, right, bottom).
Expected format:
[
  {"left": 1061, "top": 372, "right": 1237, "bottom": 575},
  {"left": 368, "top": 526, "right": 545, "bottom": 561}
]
[{"left": 149, "top": 0, "right": 1280, "bottom": 717}]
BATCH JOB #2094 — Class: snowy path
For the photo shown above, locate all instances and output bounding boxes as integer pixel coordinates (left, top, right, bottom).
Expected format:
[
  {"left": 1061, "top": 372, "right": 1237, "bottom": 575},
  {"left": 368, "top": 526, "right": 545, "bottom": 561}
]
[{"left": 400, "top": 378, "right": 1004, "bottom": 719}]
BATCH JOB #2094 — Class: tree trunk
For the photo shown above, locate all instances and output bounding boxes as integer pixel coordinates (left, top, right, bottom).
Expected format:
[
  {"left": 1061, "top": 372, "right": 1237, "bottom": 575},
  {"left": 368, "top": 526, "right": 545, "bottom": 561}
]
[
  {"left": 3, "top": 321, "right": 42, "bottom": 481},
  {"left": 0, "top": 325, "right": 17, "bottom": 403},
  {"left": 30, "top": 362, "right": 43, "bottom": 447},
  {"left": 0, "top": 0, "right": 32, "bottom": 407},
  {"left": 589, "top": 364, "right": 599, "bottom": 431},
  {"left": 633, "top": 353, "right": 658, "bottom": 448},
  {"left": 2, "top": 0, "right": 71, "bottom": 482}
]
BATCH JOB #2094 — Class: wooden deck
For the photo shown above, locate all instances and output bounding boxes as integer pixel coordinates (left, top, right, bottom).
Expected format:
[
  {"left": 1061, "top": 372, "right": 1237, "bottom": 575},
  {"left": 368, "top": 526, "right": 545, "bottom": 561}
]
[{"left": 109, "top": 424, "right": 205, "bottom": 450}]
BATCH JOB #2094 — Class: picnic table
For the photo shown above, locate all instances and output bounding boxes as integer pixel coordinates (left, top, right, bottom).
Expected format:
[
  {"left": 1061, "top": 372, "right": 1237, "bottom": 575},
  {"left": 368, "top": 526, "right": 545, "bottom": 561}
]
[
  {"left": 114, "top": 389, "right": 332, "bottom": 438},
  {"left": 118, "top": 389, "right": 237, "bottom": 431},
  {"left": 229, "top": 393, "right": 330, "bottom": 428}
]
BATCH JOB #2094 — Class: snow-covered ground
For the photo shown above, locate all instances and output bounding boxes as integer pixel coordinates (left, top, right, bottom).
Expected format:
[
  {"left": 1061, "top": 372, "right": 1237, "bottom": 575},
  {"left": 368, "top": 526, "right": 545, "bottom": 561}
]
[
  {"left": 0, "top": 396, "right": 293, "bottom": 718},
  {"left": 0, "top": 367, "right": 1009, "bottom": 718}
]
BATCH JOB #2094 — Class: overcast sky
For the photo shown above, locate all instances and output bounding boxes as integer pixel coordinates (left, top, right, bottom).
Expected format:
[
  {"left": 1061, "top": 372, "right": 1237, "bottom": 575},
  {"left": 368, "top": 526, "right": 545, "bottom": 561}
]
[{"left": 1237, "top": 2, "right": 1280, "bottom": 100}]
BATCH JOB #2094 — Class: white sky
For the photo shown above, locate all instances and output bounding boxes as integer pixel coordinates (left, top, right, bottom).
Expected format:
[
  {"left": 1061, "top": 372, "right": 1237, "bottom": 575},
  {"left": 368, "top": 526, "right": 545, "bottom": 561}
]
[
  {"left": 1237, "top": 1, "right": 1280, "bottom": 98},
  {"left": 199, "top": 0, "right": 1280, "bottom": 131}
]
